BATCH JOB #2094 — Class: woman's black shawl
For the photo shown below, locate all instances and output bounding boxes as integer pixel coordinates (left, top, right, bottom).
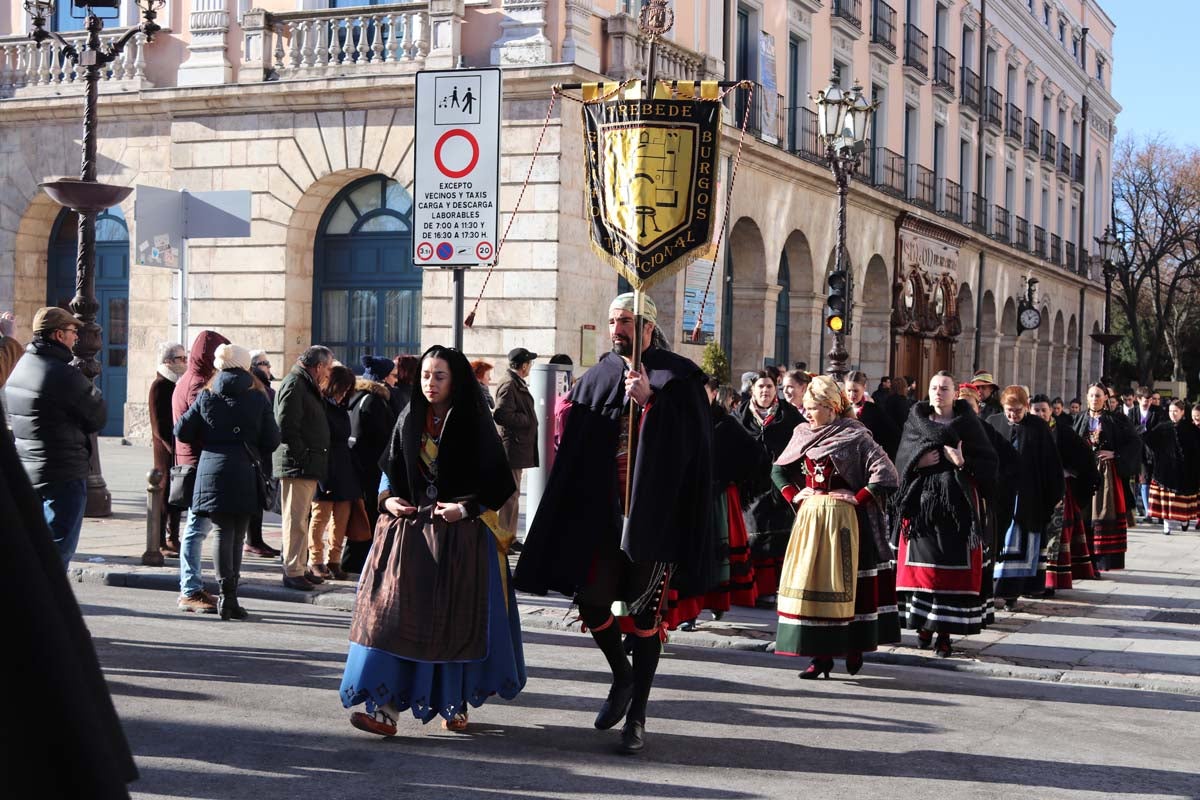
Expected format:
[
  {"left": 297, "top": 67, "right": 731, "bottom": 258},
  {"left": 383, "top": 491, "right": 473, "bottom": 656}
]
[
  {"left": 1052, "top": 419, "right": 1100, "bottom": 507},
  {"left": 733, "top": 399, "right": 803, "bottom": 557},
  {"left": 713, "top": 404, "right": 768, "bottom": 488},
  {"left": 986, "top": 412, "right": 1065, "bottom": 531},
  {"left": 1141, "top": 415, "right": 1185, "bottom": 492},
  {"left": 1072, "top": 410, "right": 1142, "bottom": 481},
  {"left": 1173, "top": 420, "right": 1200, "bottom": 496},
  {"left": 891, "top": 400, "right": 999, "bottom": 546}
]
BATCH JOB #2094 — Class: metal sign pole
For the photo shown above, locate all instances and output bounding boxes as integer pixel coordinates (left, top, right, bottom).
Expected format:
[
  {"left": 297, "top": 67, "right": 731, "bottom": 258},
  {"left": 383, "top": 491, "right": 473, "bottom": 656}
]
[
  {"left": 453, "top": 267, "right": 465, "bottom": 350},
  {"left": 177, "top": 240, "right": 188, "bottom": 345}
]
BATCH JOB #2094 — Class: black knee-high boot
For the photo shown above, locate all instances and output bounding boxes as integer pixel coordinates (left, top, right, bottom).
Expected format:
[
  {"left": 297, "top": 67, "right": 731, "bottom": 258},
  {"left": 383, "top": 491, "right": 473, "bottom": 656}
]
[
  {"left": 580, "top": 605, "right": 633, "bottom": 729},
  {"left": 618, "top": 631, "right": 660, "bottom": 754}
]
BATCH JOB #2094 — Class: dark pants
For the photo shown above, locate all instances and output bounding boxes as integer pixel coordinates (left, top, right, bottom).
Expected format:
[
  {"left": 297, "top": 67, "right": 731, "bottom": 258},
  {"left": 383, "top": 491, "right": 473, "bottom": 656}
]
[
  {"left": 160, "top": 503, "right": 182, "bottom": 547},
  {"left": 210, "top": 513, "right": 249, "bottom": 583},
  {"left": 39, "top": 479, "right": 87, "bottom": 569}
]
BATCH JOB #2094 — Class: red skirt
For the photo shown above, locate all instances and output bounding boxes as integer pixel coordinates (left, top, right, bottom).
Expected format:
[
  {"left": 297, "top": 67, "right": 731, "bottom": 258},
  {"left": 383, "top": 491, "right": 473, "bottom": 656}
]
[{"left": 1148, "top": 481, "right": 1200, "bottom": 522}]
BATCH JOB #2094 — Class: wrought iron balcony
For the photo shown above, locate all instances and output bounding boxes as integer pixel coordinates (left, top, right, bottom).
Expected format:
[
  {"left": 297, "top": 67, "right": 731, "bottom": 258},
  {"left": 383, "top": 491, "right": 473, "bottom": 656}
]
[
  {"left": 992, "top": 205, "right": 1011, "bottom": 243},
  {"left": 905, "top": 25, "right": 929, "bottom": 76},
  {"left": 1042, "top": 130, "right": 1057, "bottom": 162},
  {"left": 873, "top": 147, "right": 908, "bottom": 197},
  {"left": 833, "top": 0, "right": 864, "bottom": 30},
  {"left": 1015, "top": 216, "right": 1030, "bottom": 250},
  {"left": 1065, "top": 241, "right": 1077, "bottom": 273},
  {"left": 968, "top": 192, "right": 990, "bottom": 234},
  {"left": 1073, "top": 153, "right": 1085, "bottom": 184},
  {"left": 1025, "top": 118, "right": 1041, "bottom": 153},
  {"left": 871, "top": 0, "right": 897, "bottom": 52},
  {"left": 1050, "top": 233, "right": 1062, "bottom": 265},
  {"left": 1006, "top": 103, "right": 1023, "bottom": 142},
  {"left": 1058, "top": 142, "right": 1072, "bottom": 175},
  {"left": 960, "top": 66, "right": 981, "bottom": 112},
  {"left": 938, "top": 178, "right": 962, "bottom": 220},
  {"left": 910, "top": 164, "right": 936, "bottom": 209},
  {"left": 1034, "top": 225, "right": 1047, "bottom": 256},
  {"left": 790, "top": 106, "right": 826, "bottom": 163},
  {"left": 933, "top": 46, "right": 956, "bottom": 95},
  {"left": 984, "top": 87, "right": 1003, "bottom": 128}
]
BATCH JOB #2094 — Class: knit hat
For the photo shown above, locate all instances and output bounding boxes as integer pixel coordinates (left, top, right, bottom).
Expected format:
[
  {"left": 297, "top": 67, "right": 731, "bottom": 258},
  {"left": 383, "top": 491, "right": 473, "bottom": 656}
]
[
  {"left": 360, "top": 354, "right": 395, "bottom": 383},
  {"left": 213, "top": 343, "right": 251, "bottom": 371},
  {"left": 32, "top": 306, "right": 77, "bottom": 335}
]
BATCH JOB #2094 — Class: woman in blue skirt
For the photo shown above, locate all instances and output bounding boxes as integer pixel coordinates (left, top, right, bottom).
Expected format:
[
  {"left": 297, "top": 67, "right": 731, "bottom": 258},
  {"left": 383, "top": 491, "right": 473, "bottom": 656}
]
[{"left": 340, "top": 345, "right": 524, "bottom": 736}]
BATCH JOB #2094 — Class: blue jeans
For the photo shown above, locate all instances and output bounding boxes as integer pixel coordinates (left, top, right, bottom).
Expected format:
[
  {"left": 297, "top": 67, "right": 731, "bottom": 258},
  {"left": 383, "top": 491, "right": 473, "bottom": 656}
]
[
  {"left": 39, "top": 479, "right": 87, "bottom": 569},
  {"left": 1140, "top": 482, "right": 1151, "bottom": 517},
  {"left": 179, "top": 507, "right": 214, "bottom": 595}
]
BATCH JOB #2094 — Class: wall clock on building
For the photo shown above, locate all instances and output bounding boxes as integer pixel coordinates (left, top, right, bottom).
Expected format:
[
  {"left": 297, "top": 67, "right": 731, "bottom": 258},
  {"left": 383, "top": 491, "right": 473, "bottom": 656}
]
[{"left": 1017, "top": 304, "right": 1042, "bottom": 334}]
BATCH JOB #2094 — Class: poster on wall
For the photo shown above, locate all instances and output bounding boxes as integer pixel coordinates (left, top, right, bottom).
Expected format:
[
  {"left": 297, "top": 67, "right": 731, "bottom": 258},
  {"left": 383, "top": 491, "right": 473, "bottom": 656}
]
[
  {"left": 680, "top": 259, "right": 716, "bottom": 344},
  {"left": 758, "top": 31, "right": 778, "bottom": 145}
]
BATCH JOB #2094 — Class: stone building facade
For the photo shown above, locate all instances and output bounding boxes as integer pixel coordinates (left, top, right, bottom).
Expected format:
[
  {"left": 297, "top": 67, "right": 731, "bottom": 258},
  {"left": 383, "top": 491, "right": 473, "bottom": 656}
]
[{"left": 0, "top": 0, "right": 1118, "bottom": 437}]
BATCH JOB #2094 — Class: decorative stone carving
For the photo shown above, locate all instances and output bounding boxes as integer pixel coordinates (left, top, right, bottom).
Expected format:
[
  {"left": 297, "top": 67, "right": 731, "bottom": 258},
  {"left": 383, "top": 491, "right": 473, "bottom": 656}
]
[
  {"left": 491, "top": 0, "right": 552, "bottom": 66},
  {"left": 962, "top": 5, "right": 979, "bottom": 29},
  {"left": 934, "top": 100, "right": 948, "bottom": 124},
  {"left": 177, "top": 0, "right": 232, "bottom": 87},
  {"left": 871, "top": 59, "right": 889, "bottom": 83}
]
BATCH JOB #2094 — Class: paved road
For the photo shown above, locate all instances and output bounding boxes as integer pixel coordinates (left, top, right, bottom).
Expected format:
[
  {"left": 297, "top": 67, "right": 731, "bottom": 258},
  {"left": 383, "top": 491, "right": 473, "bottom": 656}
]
[{"left": 79, "top": 583, "right": 1199, "bottom": 800}]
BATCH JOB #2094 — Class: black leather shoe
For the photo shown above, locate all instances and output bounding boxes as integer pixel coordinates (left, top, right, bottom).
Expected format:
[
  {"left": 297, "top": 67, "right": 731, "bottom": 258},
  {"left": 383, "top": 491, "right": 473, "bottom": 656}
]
[
  {"left": 594, "top": 678, "right": 634, "bottom": 730},
  {"left": 617, "top": 719, "right": 645, "bottom": 755},
  {"left": 282, "top": 575, "right": 314, "bottom": 591}
]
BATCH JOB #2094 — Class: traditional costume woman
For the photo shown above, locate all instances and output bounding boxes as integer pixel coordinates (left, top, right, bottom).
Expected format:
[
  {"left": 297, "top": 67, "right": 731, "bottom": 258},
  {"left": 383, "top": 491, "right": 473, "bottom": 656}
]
[
  {"left": 770, "top": 376, "right": 900, "bottom": 678},
  {"left": 339, "top": 346, "right": 524, "bottom": 736},
  {"left": 892, "top": 374, "right": 999, "bottom": 658},
  {"left": 1073, "top": 384, "right": 1140, "bottom": 572},
  {"left": 1145, "top": 401, "right": 1199, "bottom": 535}
]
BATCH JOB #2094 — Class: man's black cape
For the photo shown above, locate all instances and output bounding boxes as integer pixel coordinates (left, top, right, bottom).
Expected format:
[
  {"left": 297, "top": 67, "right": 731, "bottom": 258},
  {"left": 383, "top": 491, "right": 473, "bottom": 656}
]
[
  {"left": 0, "top": 423, "right": 138, "bottom": 797},
  {"left": 513, "top": 347, "right": 714, "bottom": 599}
]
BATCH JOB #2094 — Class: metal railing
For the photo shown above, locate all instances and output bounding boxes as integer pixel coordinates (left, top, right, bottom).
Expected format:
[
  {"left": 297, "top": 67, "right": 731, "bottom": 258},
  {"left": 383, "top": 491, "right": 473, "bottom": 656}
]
[
  {"left": 871, "top": 0, "right": 897, "bottom": 51},
  {"left": 833, "top": 0, "right": 863, "bottom": 29},
  {"left": 938, "top": 178, "right": 962, "bottom": 220},
  {"left": 790, "top": 106, "right": 825, "bottom": 163},
  {"left": 1042, "top": 130, "right": 1057, "bottom": 162},
  {"left": 968, "top": 192, "right": 990, "bottom": 234},
  {"left": 992, "top": 204, "right": 1011, "bottom": 242},
  {"left": 1050, "top": 233, "right": 1062, "bottom": 265},
  {"left": 0, "top": 27, "right": 151, "bottom": 94},
  {"left": 1079, "top": 247, "right": 1090, "bottom": 278},
  {"left": 1058, "top": 142, "right": 1072, "bottom": 175},
  {"left": 1073, "top": 153, "right": 1085, "bottom": 184},
  {"left": 984, "top": 86, "right": 1003, "bottom": 127},
  {"left": 904, "top": 24, "right": 929, "bottom": 75},
  {"left": 910, "top": 164, "right": 936, "bottom": 209},
  {"left": 1015, "top": 216, "right": 1030, "bottom": 250},
  {"left": 1006, "top": 103, "right": 1023, "bottom": 141},
  {"left": 960, "top": 65, "right": 980, "bottom": 112},
  {"left": 1065, "top": 241, "right": 1077, "bottom": 272},
  {"left": 933, "top": 46, "right": 956, "bottom": 94},
  {"left": 873, "top": 147, "right": 907, "bottom": 197},
  {"left": 737, "top": 82, "right": 786, "bottom": 143},
  {"left": 1025, "top": 118, "right": 1041, "bottom": 153},
  {"left": 1034, "top": 225, "right": 1047, "bottom": 257}
]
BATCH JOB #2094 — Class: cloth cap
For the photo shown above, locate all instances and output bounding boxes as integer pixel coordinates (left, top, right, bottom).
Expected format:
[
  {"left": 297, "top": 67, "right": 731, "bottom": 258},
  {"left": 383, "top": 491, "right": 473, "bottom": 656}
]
[
  {"left": 972, "top": 370, "right": 998, "bottom": 388},
  {"left": 609, "top": 292, "right": 658, "bottom": 325},
  {"left": 213, "top": 343, "right": 251, "bottom": 372},
  {"left": 360, "top": 354, "right": 396, "bottom": 382},
  {"left": 32, "top": 307, "right": 77, "bottom": 335},
  {"left": 507, "top": 347, "right": 539, "bottom": 365}
]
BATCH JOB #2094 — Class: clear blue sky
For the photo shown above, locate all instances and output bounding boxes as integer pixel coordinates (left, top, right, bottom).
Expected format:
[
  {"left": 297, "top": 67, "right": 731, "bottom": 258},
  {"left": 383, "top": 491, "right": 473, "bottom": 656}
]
[{"left": 1110, "top": 1, "right": 1200, "bottom": 146}]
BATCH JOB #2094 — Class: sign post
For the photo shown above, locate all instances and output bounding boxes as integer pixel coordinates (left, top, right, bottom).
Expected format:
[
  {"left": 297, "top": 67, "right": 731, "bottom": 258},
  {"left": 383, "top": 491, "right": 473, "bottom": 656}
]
[{"left": 413, "top": 68, "right": 502, "bottom": 350}]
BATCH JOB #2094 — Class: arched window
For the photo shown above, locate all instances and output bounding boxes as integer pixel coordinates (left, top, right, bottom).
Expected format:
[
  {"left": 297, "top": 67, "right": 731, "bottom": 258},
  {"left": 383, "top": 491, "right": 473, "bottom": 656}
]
[
  {"left": 774, "top": 252, "right": 790, "bottom": 366},
  {"left": 313, "top": 175, "right": 421, "bottom": 365}
]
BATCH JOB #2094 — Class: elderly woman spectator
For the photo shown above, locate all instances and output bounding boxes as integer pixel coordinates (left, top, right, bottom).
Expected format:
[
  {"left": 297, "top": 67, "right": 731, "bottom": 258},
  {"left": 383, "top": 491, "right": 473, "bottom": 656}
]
[
  {"left": 471, "top": 359, "right": 495, "bottom": 411},
  {"left": 149, "top": 342, "right": 187, "bottom": 556}
]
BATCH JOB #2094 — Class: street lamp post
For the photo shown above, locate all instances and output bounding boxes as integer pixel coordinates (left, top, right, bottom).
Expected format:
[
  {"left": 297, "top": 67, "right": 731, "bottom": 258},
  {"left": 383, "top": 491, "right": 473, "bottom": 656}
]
[
  {"left": 811, "top": 74, "right": 875, "bottom": 382},
  {"left": 26, "top": 0, "right": 165, "bottom": 516},
  {"left": 1091, "top": 224, "right": 1121, "bottom": 380}
]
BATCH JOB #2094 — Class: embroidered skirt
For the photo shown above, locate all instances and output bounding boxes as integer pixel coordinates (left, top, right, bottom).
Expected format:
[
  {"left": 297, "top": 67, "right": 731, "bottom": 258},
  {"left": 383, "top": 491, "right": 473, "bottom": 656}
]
[
  {"left": 1089, "top": 460, "right": 1128, "bottom": 571},
  {"left": 993, "top": 512, "right": 1046, "bottom": 600},
  {"left": 895, "top": 513, "right": 988, "bottom": 636},
  {"left": 1148, "top": 480, "right": 1199, "bottom": 523}
]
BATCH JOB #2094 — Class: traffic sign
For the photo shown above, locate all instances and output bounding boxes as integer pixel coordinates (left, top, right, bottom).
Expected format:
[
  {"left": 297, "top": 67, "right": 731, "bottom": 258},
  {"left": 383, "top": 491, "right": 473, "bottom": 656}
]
[{"left": 413, "top": 68, "right": 501, "bottom": 268}]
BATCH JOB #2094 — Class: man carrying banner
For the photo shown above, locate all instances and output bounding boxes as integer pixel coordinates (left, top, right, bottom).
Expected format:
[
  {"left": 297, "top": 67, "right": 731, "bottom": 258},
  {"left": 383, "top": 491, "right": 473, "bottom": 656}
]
[{"left": 513, "top": 292, "right": 712, "bottom": 755}]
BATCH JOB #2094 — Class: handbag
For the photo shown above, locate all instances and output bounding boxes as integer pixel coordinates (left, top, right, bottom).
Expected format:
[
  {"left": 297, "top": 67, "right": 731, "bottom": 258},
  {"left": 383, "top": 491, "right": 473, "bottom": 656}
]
[
  {"left": 167, "top": 464, "right": 196, "bottom": 508},
  {"left": 242, "top": 442, "right": 276, "bottom": 511}
]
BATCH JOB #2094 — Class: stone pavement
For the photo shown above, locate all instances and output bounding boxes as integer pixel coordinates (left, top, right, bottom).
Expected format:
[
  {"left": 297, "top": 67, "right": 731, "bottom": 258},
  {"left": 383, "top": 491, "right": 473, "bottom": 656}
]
[{"left": 70, "top": 438, "right": 1200, "bottom": 696}]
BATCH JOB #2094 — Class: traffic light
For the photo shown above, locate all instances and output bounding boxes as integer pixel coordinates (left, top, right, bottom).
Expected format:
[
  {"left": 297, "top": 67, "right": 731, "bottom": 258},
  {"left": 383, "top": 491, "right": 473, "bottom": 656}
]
[{"left": 826, "top": 269, "right": 850, "bottom": 333}]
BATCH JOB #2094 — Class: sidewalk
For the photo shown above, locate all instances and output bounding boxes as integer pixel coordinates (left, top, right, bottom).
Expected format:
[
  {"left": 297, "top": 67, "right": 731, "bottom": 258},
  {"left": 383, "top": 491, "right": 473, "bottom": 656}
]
[{"left": 72, "top": 438, "right": 1200, "bottom": 695}]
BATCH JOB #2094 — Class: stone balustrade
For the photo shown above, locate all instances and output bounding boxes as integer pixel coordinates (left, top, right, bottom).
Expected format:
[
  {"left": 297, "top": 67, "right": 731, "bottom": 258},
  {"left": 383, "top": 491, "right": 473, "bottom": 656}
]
[
  {"left": 603, "top": 13, "right": 721, "bottom": 84},
  {"left": 241, "top": 2, "right": 435, "bottom": 83},
  {"left": 0, "top": 28, "right": 151, "bottom": 97}
]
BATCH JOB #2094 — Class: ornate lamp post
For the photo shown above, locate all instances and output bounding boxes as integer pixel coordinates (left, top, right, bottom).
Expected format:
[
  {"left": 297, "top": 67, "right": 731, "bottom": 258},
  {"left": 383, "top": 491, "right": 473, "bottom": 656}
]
[
  {"left": 1090, "top": 224, "right": 1121, "bottom": 380},
  {"left": 27, "top": 0, "right": 165, "bottom": 516},
  {"left": 811, "top": 74, "right": 875, "bottom": 382}
]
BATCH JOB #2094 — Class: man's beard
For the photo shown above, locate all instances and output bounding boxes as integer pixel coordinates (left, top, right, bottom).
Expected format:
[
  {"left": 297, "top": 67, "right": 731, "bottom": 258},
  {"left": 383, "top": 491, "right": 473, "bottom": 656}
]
[{"left": 611, "top": 336, "right": 632, "bottom": 357}]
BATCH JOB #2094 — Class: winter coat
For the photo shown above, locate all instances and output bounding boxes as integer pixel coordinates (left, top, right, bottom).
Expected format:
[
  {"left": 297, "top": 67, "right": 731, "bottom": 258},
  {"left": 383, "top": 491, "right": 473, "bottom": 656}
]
[
  {"left": 493, "top": 368, "right": 539, "bottom": 469},
  {"left": 272, "top": 363, "right": 330, "bottom": 481},
  {"left": 0, "top": 333, "right": 22, "bottom": 388},
  {"left": 5, "top": 337, "right": 107, "bottom": 487},
  {"left": 854, "top": 398, "right": 901, "bottom": 460},
  {"left": 317, "top": 399, "right": 361, "bottom": 501},
  {"left": 1141, "top": 415, "right": 1186, "bottom": 493},
  {"left": 174, "top": 369, "right": 280, "bottom": 516},
  {"left": 1073, "top": 410, "right": 1142, "bottom": 481},
  {"left": 733, "top": 399, "right": 803, "bottom": 556},
  {"left": 986, "top": 412, "right": 1065, "bottom": 531},
  {"left": 171, "top": 331, "right": 230, "bottom": 468},
  {"left": 883, "top": 392, "right": 913, "bottom": 432},
  {"left": 148, "top": 370, "right": 178, "bottom": 477},
  {"left": 348, "top": 377, "right": 395, "bottom": 502}
]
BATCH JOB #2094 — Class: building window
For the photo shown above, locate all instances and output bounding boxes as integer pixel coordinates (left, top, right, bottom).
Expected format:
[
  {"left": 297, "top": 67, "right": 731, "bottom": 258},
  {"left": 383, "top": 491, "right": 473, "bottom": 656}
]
[
  {"left": 1058, "top": 21, "right": 1065, "bottom": 44},
  {"left": 774, "top": 253, "right": 790, "bottom": 367},
  {"left": 1043, "top": 4, "right": 1050, "bottom": 26},
  {"left": 1097, "top": 59, "right": 1104, "bottom": 82}
]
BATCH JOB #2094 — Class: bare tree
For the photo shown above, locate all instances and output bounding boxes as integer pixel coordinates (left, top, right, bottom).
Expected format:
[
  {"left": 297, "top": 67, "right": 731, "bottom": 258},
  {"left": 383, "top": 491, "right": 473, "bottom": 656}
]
[{"left": 1110, "top": 136, "right": 1200, "bottom": 385}]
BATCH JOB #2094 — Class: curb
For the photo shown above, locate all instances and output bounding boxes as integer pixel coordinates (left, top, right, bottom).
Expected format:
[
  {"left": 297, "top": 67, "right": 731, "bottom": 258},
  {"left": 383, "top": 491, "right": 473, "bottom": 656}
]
[{"left": 70, "top": 564, "right": 1200, "bottom": 698}]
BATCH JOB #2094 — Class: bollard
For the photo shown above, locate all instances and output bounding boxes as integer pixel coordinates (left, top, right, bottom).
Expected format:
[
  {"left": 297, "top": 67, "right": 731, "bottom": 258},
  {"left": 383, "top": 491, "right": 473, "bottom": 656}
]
[{"left": 142, "top": 468, "right": 165, "bottom": 567}]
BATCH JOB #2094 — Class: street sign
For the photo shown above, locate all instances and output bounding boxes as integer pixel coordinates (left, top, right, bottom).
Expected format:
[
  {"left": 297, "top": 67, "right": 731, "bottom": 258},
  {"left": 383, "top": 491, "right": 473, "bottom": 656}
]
[
  {"left": 134, "top": 186, "right": 251, "bottom": 269},
  {"left": 413, "top": 68, "right": 501, "bottom": 268}
]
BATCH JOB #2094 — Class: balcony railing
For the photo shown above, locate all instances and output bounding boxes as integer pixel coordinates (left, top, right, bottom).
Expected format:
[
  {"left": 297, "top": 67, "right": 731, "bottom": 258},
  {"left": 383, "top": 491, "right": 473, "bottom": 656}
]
[
  {"left": 992, "top": 205, "right": 1011, "bottom": 242},
  {"left": 968, "top": 192, "right": 990, "bottom": 233},
  {"left": 241, "top": 2, "right": 433, "bottom": 82},
  {"left": 984, "top": 87, "right": 1003, "bottom": 127},
  {"left": 1073, "top": 153, "right": 1085, "bottom": 184},
  {"left": 1065, "top": 241, "right": 1077, "bottom": 272},
  {"left": 790, "top": 106, "right": 825, "bottom": 163},
  {"left": 910, "top": 164, "right": 936, "bottom": 209},
  {"left": 873, "top": 147, "right": 908, "bottom": 197},
  {"left": 833, "top": 0, "right": 864, "bottom": 29},
  {"left": 904, "top": 24, "right": 929, "bottom": 75},
  {"left": 1006, "top": 103, "right": 1023, "bottom": 142},
  {"left": 960, "top": 66, "right": 981, "bottom": 112},
  {"left": 1079, "top": 247, "right": 1090, "bottom": 278},
  {"left": 1034, "top": 225, "right": 1047, "bottom": 257},
  {"left": 1058, "top": 143, "right": 1072, "bottom": 175},
  {"left": 1015, "top": 216, "right": 1030, "bottom": 250},
  {"left": 871, "top": 0, "right": 897, "bottom": 51},
  {"left": 1050, "top": 233, "right": 1062, "bottom": 265},
  {"left": 603, "top": 13, "right": 708, "bottom": 83},
  {"left": 0, "top": 27, "right": 152, "bottom": 95},
  {"left": 933, "top": 46, "right": 956, "bottom": 94},
  {"left": 1042, "top": 130, "right": 1057, "bottom": 162},
  {"left": 938, "top": 178, "right": 962, "bottom": 220},
  {"left": 1025, "top": 118, "right": 1041, "bottom": 153}
]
